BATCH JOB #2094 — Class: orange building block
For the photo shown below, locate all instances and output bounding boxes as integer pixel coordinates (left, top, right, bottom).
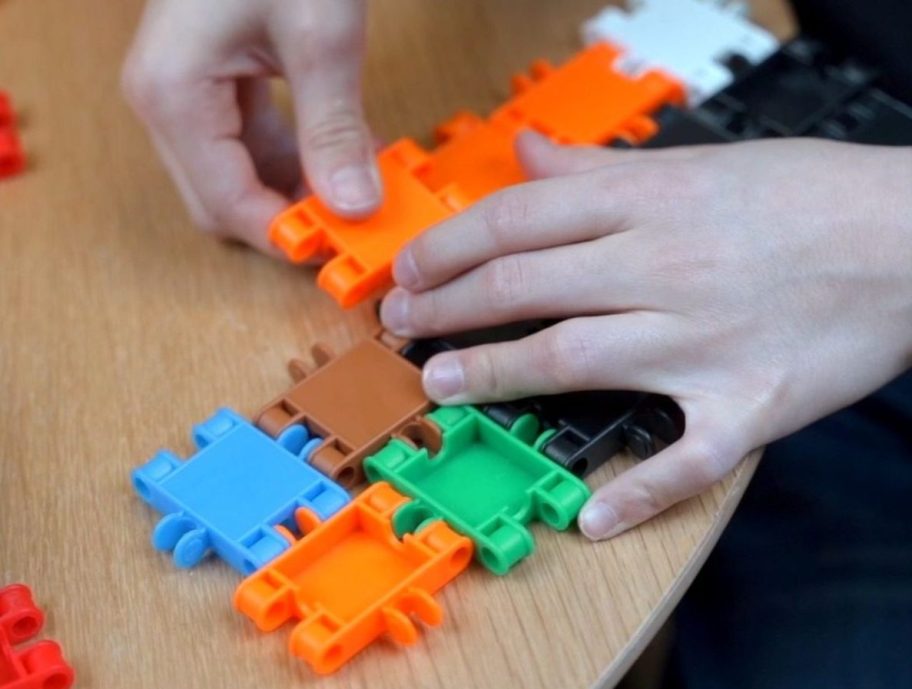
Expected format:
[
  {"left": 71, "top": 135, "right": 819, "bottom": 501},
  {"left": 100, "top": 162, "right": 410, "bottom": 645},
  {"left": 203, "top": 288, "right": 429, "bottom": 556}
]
[
  {"left": 269, "top": 138, "right": 467, "bottom": 307},
  {"left": 491, "top": 43, "right": 686, "bottom": 145},
  {"left": 234, "top": 481, "right": 473, "bottom": 674},
  {"left": 415, "top": 111, "right": 526, "bottom": 203}
]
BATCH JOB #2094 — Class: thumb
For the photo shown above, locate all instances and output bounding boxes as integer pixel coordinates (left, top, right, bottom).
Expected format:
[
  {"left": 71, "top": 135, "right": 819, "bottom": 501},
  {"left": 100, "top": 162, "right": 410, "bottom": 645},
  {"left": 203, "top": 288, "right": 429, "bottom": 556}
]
[
  {"left": 577, "top": 413, "right": 752, "bottom": 540},
  {"left": 271, "top": 0, "right": 381, "bottom": 218}
]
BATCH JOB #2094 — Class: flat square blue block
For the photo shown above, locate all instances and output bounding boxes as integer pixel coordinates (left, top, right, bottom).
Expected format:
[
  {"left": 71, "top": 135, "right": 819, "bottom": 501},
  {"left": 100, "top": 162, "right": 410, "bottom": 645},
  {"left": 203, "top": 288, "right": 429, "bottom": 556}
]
[{"left": 132, "top": 408, "right": 350, "bottom": 574}]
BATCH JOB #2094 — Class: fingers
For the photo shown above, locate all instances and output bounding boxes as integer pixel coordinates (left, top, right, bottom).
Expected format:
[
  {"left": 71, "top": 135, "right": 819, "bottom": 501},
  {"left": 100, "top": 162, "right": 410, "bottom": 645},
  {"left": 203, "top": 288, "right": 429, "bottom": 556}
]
[
  {"left": 122, "top": 5, "right": 291, "bottom": 252},
  {"left": 270, "top": 0, "right": 381, "bottom": 218},
  {"left": 414, "top": 315, "right": 668, "bottom": 403},
  {"left": 515, "top": 128, "right": 708, "bottom": 180},
  {"left": 393, "top": 165, "right": 645, "bottom": 292},
  {"left": 237, "top": 78, "right": 301, "bottom": 198},
  {"left": 577, "top": 411, "right": 750, "bottom": 541},
  {"left": 381, "top": 233, "right": 649, "bottom": 337}
]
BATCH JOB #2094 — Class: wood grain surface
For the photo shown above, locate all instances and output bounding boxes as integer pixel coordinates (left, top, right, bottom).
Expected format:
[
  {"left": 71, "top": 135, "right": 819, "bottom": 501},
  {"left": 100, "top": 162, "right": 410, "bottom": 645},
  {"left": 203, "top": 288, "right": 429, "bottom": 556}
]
[{"left": 0, "top": 1, "right": 789, "bottom": 687}]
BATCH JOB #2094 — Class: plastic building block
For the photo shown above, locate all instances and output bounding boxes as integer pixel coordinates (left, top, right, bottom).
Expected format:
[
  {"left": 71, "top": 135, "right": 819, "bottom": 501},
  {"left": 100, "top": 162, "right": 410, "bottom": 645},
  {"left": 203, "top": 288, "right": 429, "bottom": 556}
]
[
  {"left": 0, "top": 584, "right": 74, "bottom": 689},
  {"left": 631, "top": 104, "right": 737, "bottom": 148},
  {"left": 233, "top": 482, "right": 472, "bottom": 675},
  {"left": 490, "top": 43, "right": 685, "bottom": 145},
  {"left": 581, "top": 0, "right": 778, "bottom": 105},
  {"left": 269, "top": 139, "right": 466, "bottom": 306},
  {"left": 694, "top": 37, "right": 877, "bottom": 139},
  {"left": 255, "top": 331, "right": 431, "bottom": 488},
  {"left": 415, "top": 111, "right": 526, "bottom": 203},
  {"left": 0, "top": 128, "right": 24, "bottom": 178},
  {"left": 132, "top": 408, "right": 350, "bottom": 574},
  {"left": 808, "top": 87, "right": 912, "bottom": 145},
  {"left": 400, "top": 321, "right": 684, "bottom": 477},
  {"left": 363, "top": 406, "right": 591, "bottom": 575},
  {"left": 485, "top": 392, "right": 685, "bottom": 477},
  {"left": 0, "top": 93, "right": 14, "bottom": 128},
  {"left": 0, "top": 93, "right": 24, "bottom": 179}
]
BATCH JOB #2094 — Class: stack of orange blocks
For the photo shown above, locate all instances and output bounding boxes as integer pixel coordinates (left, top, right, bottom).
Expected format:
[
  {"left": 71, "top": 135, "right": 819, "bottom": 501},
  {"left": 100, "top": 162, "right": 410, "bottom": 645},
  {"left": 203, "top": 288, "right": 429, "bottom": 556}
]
[{"left": 269, "top": 43, "right": 685, "bottom": 307}]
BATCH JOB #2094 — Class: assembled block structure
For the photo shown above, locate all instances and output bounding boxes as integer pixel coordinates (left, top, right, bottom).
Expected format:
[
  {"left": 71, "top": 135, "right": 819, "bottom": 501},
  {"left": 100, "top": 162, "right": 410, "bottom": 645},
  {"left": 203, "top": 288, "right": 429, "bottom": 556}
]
[
  {"left": 270, "top": 44, "right": 686, "bottom": 307},
  {"left": 130, "top": 2, "right": 912, "bottom": 674},
  {"left": 0, "top": 585, "right": 74, "bottom": 689}
]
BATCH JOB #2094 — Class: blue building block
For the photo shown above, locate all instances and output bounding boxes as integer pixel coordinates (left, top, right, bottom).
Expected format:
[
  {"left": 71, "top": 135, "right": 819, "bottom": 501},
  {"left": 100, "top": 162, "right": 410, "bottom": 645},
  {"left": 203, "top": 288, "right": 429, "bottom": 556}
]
[{"left": 132, "top": 408, "right": 350, "bottom": 575}]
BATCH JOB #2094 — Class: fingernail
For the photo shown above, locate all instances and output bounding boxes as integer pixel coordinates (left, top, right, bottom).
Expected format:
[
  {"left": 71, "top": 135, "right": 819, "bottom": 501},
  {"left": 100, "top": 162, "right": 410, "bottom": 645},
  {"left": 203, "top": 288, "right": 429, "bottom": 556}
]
[
  {"left": 393, "top": 245, "right": 420, "bottom": 289},
  {"left": 329, "top": 163, "right": 380, "bottom": 211},
  {"left": 423, "top": 356, "right": 466, "bottom": 402},
  {"left": 579, "top": 501, "right": 621, "bottom": 541},
  {"left": 380, "top": 289, "right": 412, "bottom": 336}
]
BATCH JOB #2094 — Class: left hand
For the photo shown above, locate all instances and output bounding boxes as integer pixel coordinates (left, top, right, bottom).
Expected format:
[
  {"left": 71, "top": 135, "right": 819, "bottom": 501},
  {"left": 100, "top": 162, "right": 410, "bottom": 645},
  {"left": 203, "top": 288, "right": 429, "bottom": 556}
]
[{"left": 379, "top": 131, "right": 912, "bottom": 540}]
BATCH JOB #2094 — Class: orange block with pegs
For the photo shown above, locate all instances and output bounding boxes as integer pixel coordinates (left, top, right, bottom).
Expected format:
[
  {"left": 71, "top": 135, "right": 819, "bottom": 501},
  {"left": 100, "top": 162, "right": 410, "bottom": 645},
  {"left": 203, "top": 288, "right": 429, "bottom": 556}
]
[
  {"left": 269, "top": 138, "right": 467, "bottom": 307},
  {"left": 415, "top": 111, "right": 526, "bottom": 203},
  {"left": 491, "top": 42, "right": 686, "bottom": 145},
  {"left": 234, "top": 481, "right": 472, "bottom": 675}
]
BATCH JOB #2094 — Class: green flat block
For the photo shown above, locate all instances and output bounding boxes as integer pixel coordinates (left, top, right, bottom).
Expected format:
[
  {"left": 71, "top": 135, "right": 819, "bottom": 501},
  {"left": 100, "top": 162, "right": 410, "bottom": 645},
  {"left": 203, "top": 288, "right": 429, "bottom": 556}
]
[{"left": 363, "top": 405, "right": 591, "bottom": 575}]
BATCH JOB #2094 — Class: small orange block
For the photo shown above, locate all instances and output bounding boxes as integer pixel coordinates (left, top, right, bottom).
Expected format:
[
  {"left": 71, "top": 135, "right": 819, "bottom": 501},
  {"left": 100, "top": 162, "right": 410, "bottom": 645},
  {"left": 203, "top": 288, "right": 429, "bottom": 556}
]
[
  {"left": 234, "top": 481, "right": 473, "bottom": 674},
  {"left": 269, "top": 139, "right": 467, "bottom": 307},
  {"left": 415, "top": 111, "right": 526, "bottom": 203},
  {"left": 491, "top": 43, "right": 686, "bottom": 145}
]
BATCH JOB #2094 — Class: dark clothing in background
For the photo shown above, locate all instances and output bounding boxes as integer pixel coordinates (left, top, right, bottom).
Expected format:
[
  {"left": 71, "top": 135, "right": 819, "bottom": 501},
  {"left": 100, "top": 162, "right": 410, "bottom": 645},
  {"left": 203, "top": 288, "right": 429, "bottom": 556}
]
[
  {"left": 793, "top": 0, "right": 912, "bottom": 101},
  {"left": 664, "top": 3, "right": 912, "bottom": 688}
]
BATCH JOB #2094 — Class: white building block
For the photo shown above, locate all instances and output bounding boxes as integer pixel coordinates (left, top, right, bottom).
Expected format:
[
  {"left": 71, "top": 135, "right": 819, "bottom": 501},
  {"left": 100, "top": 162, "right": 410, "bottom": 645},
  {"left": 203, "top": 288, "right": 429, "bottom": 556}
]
[{"left": 582, "top": 0, "right": 779, "bottom": 105}]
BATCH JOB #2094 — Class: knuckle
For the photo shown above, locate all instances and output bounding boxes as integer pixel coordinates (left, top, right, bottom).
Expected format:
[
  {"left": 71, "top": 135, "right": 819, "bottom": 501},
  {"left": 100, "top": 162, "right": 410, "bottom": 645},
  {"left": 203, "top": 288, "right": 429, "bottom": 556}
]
[
  {"left": 685, "top": 436, "right": 735, "bottom": 485},
  {"left": 280, "top": 13, "right": 362, "bottom": 70},
  {"left": 302, "top": 110, "right": 366, "bottom": 154},
  {"left": 629, "top": 478, "right": 675, "bottom": 519},
  {"left": 482, "top": 255, "right": 529, "bottom": 313},
  {"left": 479, "top": 190, "right": 530, "bottom": 249},
  {"left": 120, "top": 51, "right": 183, "bottom": 121},
  {"left": 541, "top": 323, "right": 597, "bottom": 389},
  {"left": 464, "top": 346, "right": 506, "bottom": 399}
]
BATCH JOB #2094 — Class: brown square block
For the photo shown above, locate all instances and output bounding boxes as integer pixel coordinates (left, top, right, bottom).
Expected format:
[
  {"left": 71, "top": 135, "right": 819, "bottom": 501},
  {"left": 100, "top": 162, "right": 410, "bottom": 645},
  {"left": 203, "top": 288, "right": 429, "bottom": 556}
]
[{"left": 255, "top": 331, "right": 433, "bottom": 488}]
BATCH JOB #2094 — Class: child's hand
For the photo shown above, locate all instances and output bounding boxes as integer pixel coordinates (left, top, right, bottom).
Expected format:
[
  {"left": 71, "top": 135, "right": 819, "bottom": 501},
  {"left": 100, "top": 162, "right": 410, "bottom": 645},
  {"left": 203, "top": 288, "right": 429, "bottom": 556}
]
[
  {"left": 380, "top": 133, "right": 912, "bottom": 540},
  {"left": 122, "top": 0, "right": 378, "bottom": 252}
]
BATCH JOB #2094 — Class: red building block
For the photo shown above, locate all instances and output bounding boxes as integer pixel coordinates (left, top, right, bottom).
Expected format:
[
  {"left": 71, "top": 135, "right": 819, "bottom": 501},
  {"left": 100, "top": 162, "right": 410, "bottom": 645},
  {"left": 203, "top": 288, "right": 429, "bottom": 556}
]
[
  {"left": 0, "top": 128, "right": 25, "bottom": 179},
  {"left": 0, "top": 584, "right": 74, "bottom": 689}
]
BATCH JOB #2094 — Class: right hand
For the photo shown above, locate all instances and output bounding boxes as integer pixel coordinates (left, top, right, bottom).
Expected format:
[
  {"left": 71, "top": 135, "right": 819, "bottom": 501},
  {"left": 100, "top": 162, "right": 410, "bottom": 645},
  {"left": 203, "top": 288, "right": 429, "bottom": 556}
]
[{"left": 122, "top": 0, "right": 380, "bottom": 253}]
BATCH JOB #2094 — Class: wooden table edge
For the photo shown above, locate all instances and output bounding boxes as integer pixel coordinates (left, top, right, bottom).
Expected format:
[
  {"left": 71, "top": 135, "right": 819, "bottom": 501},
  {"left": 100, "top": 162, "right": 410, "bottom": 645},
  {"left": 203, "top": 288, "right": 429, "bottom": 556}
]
[{"left": 591, "top": 448, "right": 764, "bottom": 688}]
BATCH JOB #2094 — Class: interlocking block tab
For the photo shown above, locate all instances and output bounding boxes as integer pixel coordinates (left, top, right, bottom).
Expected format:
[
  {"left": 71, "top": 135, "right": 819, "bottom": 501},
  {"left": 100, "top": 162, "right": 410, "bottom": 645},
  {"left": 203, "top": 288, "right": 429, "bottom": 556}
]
[
  {"left": 364, "top": 406, "right": 591, "bottom": 575},
  {"left": 0, "top": 92, "right": 25, "bottom": 179},
  {"left": 234, "top": 481, "right": 472, "bottom": 675},
  {"left": 491, "top": 43, "right": 685, "bottom": 145},
  {"left": 132, "top": 408, "right": 350, "bottom": 574},
  {"left": 0, "top": 92, "right": 15, "bottom": 128},
  {"left": 0, "top": 584, "right": 74, "bottom": 689},
  {"left": 415, "top": 111, "right": 526, "bottom": 203},
  {"left": 255, "top": 332, "right": 432, "bottom": 489},
  {"left": 269, "top": 139, "right": 467, "bottom": 306},
  {"left": 582, "top": 0, "right": 779, "bottom": 105},
  {"left": 809, "top": 87, "right": 912, "bottom": 145}
]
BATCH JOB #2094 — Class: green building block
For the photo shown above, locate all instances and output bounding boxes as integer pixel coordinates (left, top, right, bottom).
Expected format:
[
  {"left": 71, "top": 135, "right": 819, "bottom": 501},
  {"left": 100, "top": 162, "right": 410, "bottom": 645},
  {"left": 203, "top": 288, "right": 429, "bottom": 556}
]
[{"left": 363, "top": 405, "right": 591, "bottom": 575}]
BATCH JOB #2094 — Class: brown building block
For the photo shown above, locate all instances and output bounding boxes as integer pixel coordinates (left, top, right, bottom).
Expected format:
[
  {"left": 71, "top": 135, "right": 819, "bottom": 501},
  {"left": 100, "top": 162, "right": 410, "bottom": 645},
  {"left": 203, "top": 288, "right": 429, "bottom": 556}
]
[{"left": 255, "top": 331, "right": 433, "bottom": 488}]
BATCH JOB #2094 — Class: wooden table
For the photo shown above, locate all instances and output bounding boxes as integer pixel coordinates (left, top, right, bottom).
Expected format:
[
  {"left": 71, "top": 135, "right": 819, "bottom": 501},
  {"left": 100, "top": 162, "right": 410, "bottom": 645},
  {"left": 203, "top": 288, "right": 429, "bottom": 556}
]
[{"left": 0, "top": 0, "right": 786, "bottom": 686}]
